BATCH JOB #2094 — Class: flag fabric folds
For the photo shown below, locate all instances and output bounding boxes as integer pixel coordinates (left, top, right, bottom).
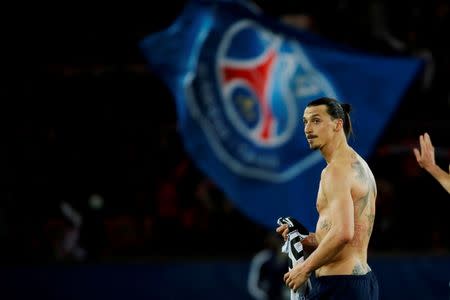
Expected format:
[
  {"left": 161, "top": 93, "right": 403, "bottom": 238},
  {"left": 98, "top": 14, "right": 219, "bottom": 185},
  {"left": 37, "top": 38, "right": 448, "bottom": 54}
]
[{"left": 139, "top": 0, "right": 423, "bottom": 230}]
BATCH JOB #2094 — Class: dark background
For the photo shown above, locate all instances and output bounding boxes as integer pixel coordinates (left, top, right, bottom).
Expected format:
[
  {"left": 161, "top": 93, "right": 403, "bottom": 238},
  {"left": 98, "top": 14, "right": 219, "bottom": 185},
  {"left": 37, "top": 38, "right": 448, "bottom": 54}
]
[{"left": 2, "top": 0, "right": 449, "bottom": 265}]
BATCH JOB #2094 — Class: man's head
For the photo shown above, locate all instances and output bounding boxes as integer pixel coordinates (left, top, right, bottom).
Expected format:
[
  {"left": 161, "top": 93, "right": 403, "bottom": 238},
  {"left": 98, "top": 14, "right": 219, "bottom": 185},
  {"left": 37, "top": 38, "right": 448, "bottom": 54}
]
[{"left": 302, "top": 97, "right": 352, "bottom": 150}]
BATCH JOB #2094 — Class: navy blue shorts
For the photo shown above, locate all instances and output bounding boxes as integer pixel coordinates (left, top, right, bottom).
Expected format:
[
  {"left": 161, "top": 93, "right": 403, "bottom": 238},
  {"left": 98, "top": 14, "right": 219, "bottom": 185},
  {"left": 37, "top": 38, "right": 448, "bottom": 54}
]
[{"left": 307, "top": 271, "right": 379, "bottom": 300}]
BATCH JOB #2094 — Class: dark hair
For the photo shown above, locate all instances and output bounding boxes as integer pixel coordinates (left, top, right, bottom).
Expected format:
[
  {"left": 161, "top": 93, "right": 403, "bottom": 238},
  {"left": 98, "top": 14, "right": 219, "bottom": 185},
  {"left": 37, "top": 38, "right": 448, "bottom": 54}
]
[{"left": 306, "top": 97, "right": 353, "bottom": 139}]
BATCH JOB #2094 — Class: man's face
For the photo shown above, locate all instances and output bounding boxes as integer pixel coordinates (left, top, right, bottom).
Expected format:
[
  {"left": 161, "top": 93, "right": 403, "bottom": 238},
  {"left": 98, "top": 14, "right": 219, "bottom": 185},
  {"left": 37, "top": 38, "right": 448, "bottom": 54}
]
[{"left": 302, "top": 105, "right": 337, "bottom": 150}]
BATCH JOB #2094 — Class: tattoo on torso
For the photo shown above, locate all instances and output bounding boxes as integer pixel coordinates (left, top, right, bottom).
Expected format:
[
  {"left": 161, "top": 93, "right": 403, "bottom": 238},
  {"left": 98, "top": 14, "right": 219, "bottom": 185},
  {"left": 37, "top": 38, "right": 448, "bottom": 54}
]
[
  {"left": 319, "top": 219, "right": 332, "bottom": 232},
  {"left": 352, "top": 263, "right": 366, "bottom": 275}
]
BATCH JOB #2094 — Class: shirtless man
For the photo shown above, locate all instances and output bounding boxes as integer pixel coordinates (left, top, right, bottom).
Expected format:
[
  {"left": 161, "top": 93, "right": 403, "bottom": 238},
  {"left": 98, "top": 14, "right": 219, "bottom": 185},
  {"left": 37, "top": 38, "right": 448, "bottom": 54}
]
[{"left": 276, "top": 97, "right": 379, "bottom": 299}]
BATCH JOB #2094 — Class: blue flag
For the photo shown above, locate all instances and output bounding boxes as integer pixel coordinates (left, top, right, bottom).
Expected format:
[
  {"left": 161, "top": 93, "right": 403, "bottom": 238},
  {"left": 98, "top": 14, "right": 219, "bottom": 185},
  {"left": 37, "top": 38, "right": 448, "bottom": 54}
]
[{"left": 139, "top": 0, "right": 423, "bottom": 231}]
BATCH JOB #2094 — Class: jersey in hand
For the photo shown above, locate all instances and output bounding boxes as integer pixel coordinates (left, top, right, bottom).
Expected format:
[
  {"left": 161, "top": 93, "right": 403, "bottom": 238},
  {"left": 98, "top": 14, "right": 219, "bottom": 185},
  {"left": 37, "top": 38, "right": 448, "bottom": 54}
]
[{"left": 277, "top": 217, "right": 312, "bottom": 300}]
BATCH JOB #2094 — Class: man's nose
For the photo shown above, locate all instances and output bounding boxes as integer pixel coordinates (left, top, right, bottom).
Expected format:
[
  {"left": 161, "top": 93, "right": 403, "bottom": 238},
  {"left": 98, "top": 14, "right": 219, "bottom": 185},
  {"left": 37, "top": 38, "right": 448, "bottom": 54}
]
[{"left": 304, "top": 124, "right": 312, "bottom": 134}]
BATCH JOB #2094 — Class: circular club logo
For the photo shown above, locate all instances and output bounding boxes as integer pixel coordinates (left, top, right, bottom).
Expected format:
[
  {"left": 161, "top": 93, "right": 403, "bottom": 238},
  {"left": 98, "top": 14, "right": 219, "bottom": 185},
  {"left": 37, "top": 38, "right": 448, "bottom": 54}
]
[{"left": 186, "top": 20, "right": 337, "bottom": 182}]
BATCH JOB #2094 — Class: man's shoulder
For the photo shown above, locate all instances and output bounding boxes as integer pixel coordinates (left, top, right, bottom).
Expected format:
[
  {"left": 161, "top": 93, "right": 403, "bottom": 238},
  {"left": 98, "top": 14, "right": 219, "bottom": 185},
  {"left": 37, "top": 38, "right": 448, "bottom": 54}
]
[{"left": 322, "top": 162, "right": 352, "bottom": 179}]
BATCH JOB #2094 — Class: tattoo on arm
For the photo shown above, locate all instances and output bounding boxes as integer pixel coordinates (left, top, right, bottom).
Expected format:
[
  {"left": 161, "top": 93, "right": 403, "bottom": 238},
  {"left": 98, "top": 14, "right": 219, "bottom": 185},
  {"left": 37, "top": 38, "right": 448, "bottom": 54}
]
[
  {"left": 357, "top": 190, "right": 370, "bottom": 216},
  {"left": 352, "top": 161, "right": 366, "bottom": 181},
  {"left": 366, "top": 213, "right": 375, "bottom": 237},
  {"left": 352, "top": 160, "right": 377, "bottom": 216}
]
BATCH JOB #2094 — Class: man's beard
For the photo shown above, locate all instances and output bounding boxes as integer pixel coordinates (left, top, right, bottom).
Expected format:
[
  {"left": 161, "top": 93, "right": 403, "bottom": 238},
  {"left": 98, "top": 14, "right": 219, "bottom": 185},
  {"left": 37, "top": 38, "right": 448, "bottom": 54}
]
[
  {"left": 306, "top": 135, "right": 319, "bottom": 150},
  {"left": 307, "top": 139, "right": 320, "bottom": 150}
]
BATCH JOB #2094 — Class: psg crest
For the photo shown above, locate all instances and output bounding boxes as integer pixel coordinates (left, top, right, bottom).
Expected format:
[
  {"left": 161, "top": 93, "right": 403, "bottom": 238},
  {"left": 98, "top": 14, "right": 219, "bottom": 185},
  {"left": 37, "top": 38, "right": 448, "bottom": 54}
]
[{"left": 186, "top": 20, "right": 337, "bottom": 182}]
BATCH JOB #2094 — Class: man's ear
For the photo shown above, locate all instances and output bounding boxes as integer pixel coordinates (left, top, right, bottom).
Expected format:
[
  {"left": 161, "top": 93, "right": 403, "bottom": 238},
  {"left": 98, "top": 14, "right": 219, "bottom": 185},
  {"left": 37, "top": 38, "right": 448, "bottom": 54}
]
[{"left": 334, "top": 119, "right": 343, "bottom": 132}]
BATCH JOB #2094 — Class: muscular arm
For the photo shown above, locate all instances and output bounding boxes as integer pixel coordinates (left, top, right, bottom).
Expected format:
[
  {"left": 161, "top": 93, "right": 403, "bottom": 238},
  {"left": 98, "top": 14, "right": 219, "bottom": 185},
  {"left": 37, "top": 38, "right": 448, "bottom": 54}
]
[
  {"left": 284, "top": 165, "right": 354, "bottom": 291},
  {"left": 301, "top": 165, "right": 354, "bottom": 274}
]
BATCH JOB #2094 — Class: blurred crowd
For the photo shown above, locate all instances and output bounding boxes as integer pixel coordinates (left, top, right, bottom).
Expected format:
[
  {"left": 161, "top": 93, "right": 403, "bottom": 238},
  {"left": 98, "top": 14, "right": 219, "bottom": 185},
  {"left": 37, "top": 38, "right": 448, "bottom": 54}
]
[{"left": 1, "top": 0, "right": 449, "bottom": 264}]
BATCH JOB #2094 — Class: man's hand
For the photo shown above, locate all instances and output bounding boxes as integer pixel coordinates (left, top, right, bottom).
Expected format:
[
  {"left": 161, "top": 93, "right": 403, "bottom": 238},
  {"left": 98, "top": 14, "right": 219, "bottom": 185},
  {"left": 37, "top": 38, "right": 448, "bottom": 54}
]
[
  {"left": 301, "top": 234, "right": 318, "bottom": 257},
  {"left": 413, "top": 132, "right": 450, "bottom": 193},
  {"left": 276, "top": 223, "right": 289, "bottom": 241},
  {"left": 283, "top": 263, "right": 310, "bottom": 292},
  {"left": 276, "top": 216, "right": 317, "bottom": 255},
  {"left": 413, "top": 132, "right": 436, "bottom": 171},
  {"left": 277, "top": 216, "right": 309, "bottom": 235}
]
